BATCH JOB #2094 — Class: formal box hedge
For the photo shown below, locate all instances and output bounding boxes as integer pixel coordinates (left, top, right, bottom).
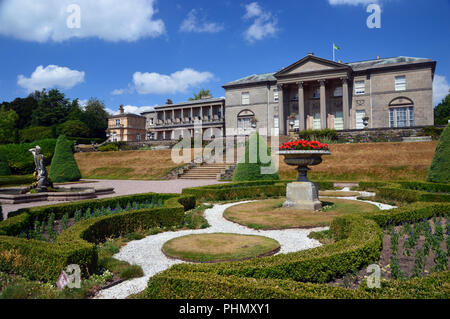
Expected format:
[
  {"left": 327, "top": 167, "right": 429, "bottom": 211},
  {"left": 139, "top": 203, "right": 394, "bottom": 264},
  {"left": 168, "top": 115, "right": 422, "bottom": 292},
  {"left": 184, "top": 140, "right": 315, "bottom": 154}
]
[
  {"left": 0, "top": 192, "right": 195, "bottom": 282},
  {"left": 141, "top": 202, "right": 450, "bottom": 299}
]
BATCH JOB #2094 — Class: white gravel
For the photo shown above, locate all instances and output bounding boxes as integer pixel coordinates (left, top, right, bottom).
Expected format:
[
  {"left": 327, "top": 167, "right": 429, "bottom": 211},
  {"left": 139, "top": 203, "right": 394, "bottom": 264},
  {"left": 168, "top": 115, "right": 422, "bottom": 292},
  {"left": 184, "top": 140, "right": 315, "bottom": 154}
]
[
  {"left": 95, "top": 191, "right": 396, "bottom": 299},
  {"left": 94, "top": 201, "right": 327, "bottom": 299}
]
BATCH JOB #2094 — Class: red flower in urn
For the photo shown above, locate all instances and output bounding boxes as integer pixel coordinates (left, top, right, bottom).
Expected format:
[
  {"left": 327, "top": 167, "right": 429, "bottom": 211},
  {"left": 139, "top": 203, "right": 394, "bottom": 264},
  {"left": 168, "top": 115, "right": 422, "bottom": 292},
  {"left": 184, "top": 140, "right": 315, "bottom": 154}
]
[{"left": 279, "top": 140, "right": 329, "bottom": 151}]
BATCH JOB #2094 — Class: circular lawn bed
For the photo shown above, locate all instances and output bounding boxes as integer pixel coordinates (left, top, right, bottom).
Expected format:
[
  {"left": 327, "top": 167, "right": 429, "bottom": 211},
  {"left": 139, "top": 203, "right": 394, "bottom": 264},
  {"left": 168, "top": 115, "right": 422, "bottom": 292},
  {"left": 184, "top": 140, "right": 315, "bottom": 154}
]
[
  {"left": 224, "top": 198, "right": 379, "bottom": 230},
  {"left": 162, "top": 233, "right": 280, "bottom": 263}
]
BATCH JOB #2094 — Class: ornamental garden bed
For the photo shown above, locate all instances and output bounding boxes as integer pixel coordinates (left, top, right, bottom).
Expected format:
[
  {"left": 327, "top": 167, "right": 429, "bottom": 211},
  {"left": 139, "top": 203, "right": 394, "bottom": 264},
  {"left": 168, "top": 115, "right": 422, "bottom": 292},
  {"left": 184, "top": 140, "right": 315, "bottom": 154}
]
[
  {"left": 223, "top": 198, "right": 380, "bottom": 230},
  {"left": 326, "top": 216, "right": 450, "bottom": 289}
]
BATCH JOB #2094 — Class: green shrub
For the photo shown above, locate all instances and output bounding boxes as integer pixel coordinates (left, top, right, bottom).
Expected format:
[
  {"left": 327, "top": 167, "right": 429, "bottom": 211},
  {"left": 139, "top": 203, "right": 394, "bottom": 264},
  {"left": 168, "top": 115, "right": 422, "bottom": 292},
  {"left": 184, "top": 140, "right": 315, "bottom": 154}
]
[
  {"left": 378, "top": 187, "right": 450, "bottom": 203},
  {"left": 0, "top": 193, "right": 194, "bottom": 282},
  {"left": 49, "top": 135, "right": 81, "bottom": 183},
  {"left": 427, "top": 124, "right": 450, "bottom": 183},
  {"left": 97, "top": 143, "right": 119, "bottom": 152},
  {"left": 0, "top": 149, "right": 11, "bottom": 176},
  {"left": 418, "top": 126, "right": 444, "bottom": 140},
  {"left": 68, "top": 137, "right": 105, "bottom": 145},
  {"left": 233, "top": 133, "right": 279, "bottom": 181},
  {"left": 398, "top": 181, "right": 450, "bottom": 193},
  {"left": 0, "top": 175, "right": 34, "bottom": 188},
  {"left": 19, "top": 126, "right": 54, "bottom": 143},
  {"left": 0, "top": 139, "right": 56, "bottom": 175},
  {"left": 57, "top": 120, "right": 90, "bottom": 138},
  {"left": 296, "top": 128, "right": 338, "bottom": 141}
]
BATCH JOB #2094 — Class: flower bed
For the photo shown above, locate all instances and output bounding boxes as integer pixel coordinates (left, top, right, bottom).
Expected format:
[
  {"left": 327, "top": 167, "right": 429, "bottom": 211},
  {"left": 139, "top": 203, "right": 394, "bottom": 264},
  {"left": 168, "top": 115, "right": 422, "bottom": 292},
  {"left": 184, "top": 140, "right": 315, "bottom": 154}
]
[
  {"left": 139, "top": 202, "right": 450, "bottom": 299},
  {"left": 0, "top": 193, "right": 195, "bottom": 282},
  {"left": 279, "top": 140, "right": 329, "bottom": 151}
]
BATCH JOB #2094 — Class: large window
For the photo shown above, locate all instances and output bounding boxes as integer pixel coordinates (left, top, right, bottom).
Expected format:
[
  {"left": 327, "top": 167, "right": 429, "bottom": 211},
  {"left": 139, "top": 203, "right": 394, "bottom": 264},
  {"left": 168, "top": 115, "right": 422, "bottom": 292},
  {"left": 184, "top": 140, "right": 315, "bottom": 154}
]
[
  {"left": 274, "top": 89, "right": 279, "bottom": 102},
  {"left": 242, "top": 92, "right": 250, "bottom": 105},
  {"left": 389, "top": 107, "right": 414, "bottom": 128},
  {"left": 355, "top": 80, "right": 365, "bottom": 95},
  {"left": 312, "top": 88, "right": 320, "bottom": 99},
  {"left": 334, "top": 87, "right": 343, "bottom": 97},
  {"left": 395, "top": 76, "right": 406, "bottom": 91}
]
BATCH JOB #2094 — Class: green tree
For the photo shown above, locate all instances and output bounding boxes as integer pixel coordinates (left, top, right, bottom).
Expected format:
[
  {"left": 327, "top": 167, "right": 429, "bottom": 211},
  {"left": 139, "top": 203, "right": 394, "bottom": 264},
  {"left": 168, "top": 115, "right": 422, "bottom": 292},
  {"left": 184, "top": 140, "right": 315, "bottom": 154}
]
[
  {"left": 67, "top": 99, "right": 84, "bottom": 121},
  {"left": 188, "top": 89, "right": 212, "bottom": 101},
  {"left": 19, "top": 126, "right": 53, "bottom": 143},
  {"left": 49, "top": 135, "right": 81, "bottom": 183},
  {"left": 58, "top": 120, "right": 90, "bottom": 138},
  {"left": 0, "top": 106, "right": 19, "bottom": 144},
  {"left": 1, "top": 96, "right": 37, "bottom": 130},
  {"left": 0, "top": 148, "right": 11, "bottom": 176},
  {"left": 81, "top": 98, "right": 109, "bottom": 138},
  {"left": 233, "top": 133, "right": 280, "bottom": 181},
  {"left": 434, "top": 94, "right": 450, "bottom": 125},
  {"left": 31, "top": 89, "right": 71, "bottom": 127},
  {"left": 427, "top": 124, "right": 450, "bottom": 183}
]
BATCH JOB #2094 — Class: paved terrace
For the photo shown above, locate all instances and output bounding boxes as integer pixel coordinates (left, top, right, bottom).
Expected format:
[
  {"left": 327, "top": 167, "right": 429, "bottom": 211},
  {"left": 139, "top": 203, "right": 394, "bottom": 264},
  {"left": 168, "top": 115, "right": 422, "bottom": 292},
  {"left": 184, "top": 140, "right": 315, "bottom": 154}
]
[{"left": 1, "top": 179, "right": 223, "bottom": 220}]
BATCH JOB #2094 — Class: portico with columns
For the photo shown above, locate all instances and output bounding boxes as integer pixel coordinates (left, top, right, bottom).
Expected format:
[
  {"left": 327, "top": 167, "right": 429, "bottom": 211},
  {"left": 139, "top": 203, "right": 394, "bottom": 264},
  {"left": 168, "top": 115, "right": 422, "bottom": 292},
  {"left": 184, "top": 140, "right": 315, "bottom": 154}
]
[{"left": 274, "top": 54, "right": 352, "bottom": 135}]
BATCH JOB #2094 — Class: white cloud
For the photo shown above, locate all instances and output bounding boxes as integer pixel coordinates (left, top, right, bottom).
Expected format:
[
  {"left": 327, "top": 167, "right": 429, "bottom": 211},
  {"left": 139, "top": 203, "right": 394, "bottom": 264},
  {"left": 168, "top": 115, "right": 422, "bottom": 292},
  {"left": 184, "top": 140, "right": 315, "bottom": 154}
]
[
  {"left": 17, "top": 65, "right": 85, "bottom": 93},
  {"left": 0, "top": 0, "right": 165, "bottom": 42},
  {"left": 122, "top": 105, "right": 155, "bottom": 115},
  {"left": 243, "top": 2, "right": 278, "bottom": 43},
  {"left": 433, "top": 74, "right": 450, "bottom": 106},
  {"left": 132, "top": 68, "right": 214, "bottom": 95},
  {"left": 180, "top": 9, "right": 224, "bottom": 33},
  {"left": 328, "top": 0, "right": 380, "bottom": 5}
]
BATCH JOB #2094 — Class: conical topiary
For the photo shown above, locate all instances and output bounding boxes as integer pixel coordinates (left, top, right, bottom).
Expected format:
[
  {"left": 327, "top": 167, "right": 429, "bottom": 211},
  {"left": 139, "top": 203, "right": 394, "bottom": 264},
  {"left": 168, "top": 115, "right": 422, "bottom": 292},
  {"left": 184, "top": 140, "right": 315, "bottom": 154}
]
[
  {"left": 49, "top": 135, "right": 81, "bottom": 183},
  {"left": 0, "top": 149, "right": 11, "bottom": 176},
  {"left": 427, "top": 124, "right": 450, "bottom": 183},
  {"left": 233, "top": 132, "right": 280, "bottom": 181}
]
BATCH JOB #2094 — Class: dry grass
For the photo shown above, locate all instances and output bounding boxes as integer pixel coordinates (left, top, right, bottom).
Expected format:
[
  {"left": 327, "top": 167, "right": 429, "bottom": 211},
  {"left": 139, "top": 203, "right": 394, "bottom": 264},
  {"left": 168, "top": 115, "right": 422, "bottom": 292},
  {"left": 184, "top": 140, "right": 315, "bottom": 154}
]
[
  {"left": 278, "top": 141, "right": 438, "bottom": 182},
  {"left": 319, "top": 191, "right": 362, "bottom": 197},
  {"left": 75, "top": 150, "right": 180, "bottom": 180},
  {"left": 224, "top": 198, "right": 380, "bottom": 230},
  {"left": 162, "top": 233, "right": 280, "bottom": 263}
]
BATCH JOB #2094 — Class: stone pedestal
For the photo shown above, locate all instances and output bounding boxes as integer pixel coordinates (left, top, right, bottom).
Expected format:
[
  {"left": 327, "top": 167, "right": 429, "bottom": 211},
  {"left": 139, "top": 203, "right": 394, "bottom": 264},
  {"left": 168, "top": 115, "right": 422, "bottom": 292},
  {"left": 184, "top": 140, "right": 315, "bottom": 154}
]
[{"left": 283, "top": 182, "right": 322, "bottom": 211}]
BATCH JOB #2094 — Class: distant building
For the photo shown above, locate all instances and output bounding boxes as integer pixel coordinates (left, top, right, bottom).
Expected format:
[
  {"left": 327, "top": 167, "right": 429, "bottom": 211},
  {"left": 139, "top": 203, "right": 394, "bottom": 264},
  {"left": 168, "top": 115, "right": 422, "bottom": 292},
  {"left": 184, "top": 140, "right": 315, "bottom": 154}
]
[
  {"left": 107, "top": 105, "right": 146, "bottom": 142},
  {"left": 142, "top": 97, "right": 225, "bottom": 140},
  {"left": 223, "top": 54, "right": 436, "bottom": 136}
]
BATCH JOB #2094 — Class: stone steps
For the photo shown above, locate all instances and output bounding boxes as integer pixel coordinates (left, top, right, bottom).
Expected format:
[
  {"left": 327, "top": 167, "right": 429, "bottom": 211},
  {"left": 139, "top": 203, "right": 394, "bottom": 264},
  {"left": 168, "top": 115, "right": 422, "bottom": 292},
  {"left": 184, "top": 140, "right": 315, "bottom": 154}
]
[{"left": 179, "top": 163, "right": 236, "bottom": 180}]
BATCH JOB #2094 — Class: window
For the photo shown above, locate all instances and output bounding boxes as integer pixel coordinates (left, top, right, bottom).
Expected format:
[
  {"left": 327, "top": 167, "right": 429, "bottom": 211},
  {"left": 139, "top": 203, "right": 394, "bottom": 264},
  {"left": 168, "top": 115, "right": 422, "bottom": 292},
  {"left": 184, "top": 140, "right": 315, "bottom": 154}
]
[
  {"left": 334, "top": 87, "right": 343, "bottom": 97},
  {"left": 312, "top": 88, "right": 320, "bottom": 99},
  {"left": 389, "top": 107, "right": 414, "bottom": 128},
  {"left": 242, "top": 92, "right": 250, "bottom": 105},
  {"left": 115, "top": 119, "right": 121, "bottom": 126},
  {"left": 137, "top": 133, "right": 141, "bottom": 142},
  {"left": 274, "top": 89, "right": 279, "bottom": 102},
  {"left": 149, "top": 118, "right": 154, "bottom": 125},
  {"left": 355, "top": 81, "right": 365, "bottom": 95},
  {"left": 395, "top": 76, "right": 406, "bottom": 91},
  {"left": 334, "top": 111, "right": 344, "bottom": 131},
  {"left": 356, "top": 110, "right": 366, "bottom": 129}
]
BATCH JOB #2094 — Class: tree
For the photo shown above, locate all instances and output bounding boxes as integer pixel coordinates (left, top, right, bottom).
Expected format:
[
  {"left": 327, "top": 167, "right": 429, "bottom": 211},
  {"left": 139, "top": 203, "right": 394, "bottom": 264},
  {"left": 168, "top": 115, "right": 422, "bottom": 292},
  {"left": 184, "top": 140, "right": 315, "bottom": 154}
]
[
  {"left": 427, "top": 124, "right": 450, "bottom": 183},
  {"left": 31, "top": 89, "right": 71, "bottom": 127},
  {"left": 49, "top": 135, "right": 81, "bottom": 183},
  {"left": 1, "top": 96, "right": 37, "bottom": 130},
  {"left": 19, "top": 126, "right": 53, "bottom": 143},
  {"left": 81, "top": 98, "right": 109, "bottom": 138},
  {"left": 233, "top": 133, "right": 280, "bottom": 181},
  {"left": 67, "top": 99, "right": 84, "bottom": 121},
  {"left": 189, "top": 89, "right": 212, "bottom": 101},
  {"left": 0, "top": 106, "right": 18, "bottom": 144},
  {"left": 58, "top": 120, "right": 90, "bottom": 138},
  {"left": 0, "top": 148, "right": 11, "bottom": 176},
  {"left": 434, "top": 94, "right": 450, "bottom": 125}
]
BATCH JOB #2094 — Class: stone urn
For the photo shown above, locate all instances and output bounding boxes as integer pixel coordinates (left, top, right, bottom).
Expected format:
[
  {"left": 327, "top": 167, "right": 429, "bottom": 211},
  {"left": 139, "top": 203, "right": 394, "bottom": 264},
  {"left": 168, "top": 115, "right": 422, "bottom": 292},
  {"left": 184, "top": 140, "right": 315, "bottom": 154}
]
[{"left": 278, "top": 150, "right": 331, "bottom": 211}]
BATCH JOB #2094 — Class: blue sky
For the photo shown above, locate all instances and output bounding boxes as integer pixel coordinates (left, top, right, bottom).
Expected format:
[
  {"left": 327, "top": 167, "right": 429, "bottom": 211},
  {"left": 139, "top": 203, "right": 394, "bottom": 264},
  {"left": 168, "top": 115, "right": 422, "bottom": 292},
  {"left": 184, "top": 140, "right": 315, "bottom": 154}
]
[{"left": 0, "top": 0, "right": 449, "bottom": 114}]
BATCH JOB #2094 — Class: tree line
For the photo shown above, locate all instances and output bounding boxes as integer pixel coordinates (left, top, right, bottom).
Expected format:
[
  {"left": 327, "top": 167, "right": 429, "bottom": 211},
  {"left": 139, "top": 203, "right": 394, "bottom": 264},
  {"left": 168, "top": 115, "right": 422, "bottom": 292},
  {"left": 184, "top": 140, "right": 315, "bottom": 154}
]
[{"left": 0, "top": 89, "right": 110, "bottom": 144}]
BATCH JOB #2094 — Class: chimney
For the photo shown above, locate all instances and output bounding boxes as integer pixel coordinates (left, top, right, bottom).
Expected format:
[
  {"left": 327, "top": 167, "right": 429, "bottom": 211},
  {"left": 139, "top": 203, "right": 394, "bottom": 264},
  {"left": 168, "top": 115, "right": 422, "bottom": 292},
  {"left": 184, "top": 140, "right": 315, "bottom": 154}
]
[
  {"left": 166, "top": 99, "right": 173, "bottom": 105},
  {"left": 308, "top": 52, "right": 314, "bottom": 56},
  {"left": 338, "top": 60, "right": 342, "bottom": 63},
  {"left": 118, "top": 104, "right": 124, "bottom": 114},
  {"left": 377, "top": 56, "right": 380, "bottom": 60}
]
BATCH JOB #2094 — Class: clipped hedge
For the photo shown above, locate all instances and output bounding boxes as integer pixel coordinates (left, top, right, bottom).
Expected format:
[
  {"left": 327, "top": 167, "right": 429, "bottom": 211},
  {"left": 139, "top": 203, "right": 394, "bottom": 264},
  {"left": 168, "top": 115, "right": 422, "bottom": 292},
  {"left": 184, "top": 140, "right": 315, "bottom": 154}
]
[
  {"left": 377, "top": 187, "right": 450, "bottom": 203},
  {"left": 182, "top": 180, "right": 334, "bottom": 202},
  {"left": 398, "top": 181, "right": 450, "bottom": 193},
  {"left": 49, "top": 135, "right": 81, "bottom": 183},
  {"left": 141, "top": 202, "right": 450, "bottom": 299},
  {"left": 0, "top": 175, "right": 34, "bottom": 188},
  {"left": 0, "top": 193, "right": 195, "bottom": 282},
  {"left": 0, "top": 139, "right": 57, "bottom": 175},
  {"left": 427, "top": 124, "right": 449, "bottom": 183},
  {"left": 0, "top": 149, "right": 11, "bottom": 176}
]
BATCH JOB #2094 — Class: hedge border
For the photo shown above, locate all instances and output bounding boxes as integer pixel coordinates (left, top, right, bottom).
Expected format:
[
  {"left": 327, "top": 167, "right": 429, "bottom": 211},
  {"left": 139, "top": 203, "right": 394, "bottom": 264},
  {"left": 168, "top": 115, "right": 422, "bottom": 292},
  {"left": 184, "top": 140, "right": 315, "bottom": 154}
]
[
  {"left": 0, "top": 193, "right": 195, "bottom": 282},
  {"left": 141, "top": 202, "right": 450, "bottom": 299}
]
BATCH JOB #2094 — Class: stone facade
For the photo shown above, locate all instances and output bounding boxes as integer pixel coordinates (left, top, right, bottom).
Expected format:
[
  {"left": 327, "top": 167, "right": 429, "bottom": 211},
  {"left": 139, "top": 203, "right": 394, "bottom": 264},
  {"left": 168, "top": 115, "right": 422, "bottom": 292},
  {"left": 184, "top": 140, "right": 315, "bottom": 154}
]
[
  {"left": 107, "top": 105, "right": 147, "bottom": 142},
  {"left": 223, "top": 54, "right": 436, "bottom": 136}
]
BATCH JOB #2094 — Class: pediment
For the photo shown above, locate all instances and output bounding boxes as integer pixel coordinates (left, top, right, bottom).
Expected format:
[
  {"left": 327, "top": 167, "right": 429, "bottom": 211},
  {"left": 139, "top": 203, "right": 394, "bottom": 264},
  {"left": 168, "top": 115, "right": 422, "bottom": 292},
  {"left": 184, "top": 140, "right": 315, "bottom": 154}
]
[{"left": 275, "top": 55, "right": 350, "bottom": 77}]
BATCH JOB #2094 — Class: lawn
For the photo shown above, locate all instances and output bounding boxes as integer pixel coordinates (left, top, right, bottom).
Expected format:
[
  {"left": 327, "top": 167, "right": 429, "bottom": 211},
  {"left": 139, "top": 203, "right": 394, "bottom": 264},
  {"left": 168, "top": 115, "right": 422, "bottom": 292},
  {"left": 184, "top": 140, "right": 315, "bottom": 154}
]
[{"left": 223, "top": 198, "right": 380, "bottom": 229}]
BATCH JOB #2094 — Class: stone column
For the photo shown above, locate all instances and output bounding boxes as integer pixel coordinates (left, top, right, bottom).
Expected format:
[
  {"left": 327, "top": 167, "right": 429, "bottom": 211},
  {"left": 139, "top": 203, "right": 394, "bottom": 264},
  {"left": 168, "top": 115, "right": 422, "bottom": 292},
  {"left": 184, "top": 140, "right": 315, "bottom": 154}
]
[
  {"left": 190, "top": 107, "right": 193, "bottom": 122},
  {"left": 172, "top": 109, "right": 175, "bottom": 123},
  {"left": 319, "top": 80, "right": 327, "bottom": 129},
  {"left": 297, "top": 81, "right": 305, "bottom": 131},
  {"left": 220, "top": 104, "right": 224, "bottom": 120},
  {"left": 210, "top": 105, "right": 213, "bottom": 121},
  {"left": 163, "top": 111, "right": 166, "bottom": 124},
  {"left": 277, "top": 84, "right": 284, "bottom": 134},
  {"left": 342, "top": 77, "right": 350, "bottom": 130}
]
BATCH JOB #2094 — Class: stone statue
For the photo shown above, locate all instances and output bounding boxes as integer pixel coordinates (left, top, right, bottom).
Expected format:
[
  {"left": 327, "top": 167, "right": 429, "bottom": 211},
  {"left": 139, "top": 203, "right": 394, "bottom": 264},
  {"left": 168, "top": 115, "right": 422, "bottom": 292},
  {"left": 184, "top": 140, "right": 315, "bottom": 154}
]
[{"left": 29, "top": 146, "right": 49, "bottom": 191}]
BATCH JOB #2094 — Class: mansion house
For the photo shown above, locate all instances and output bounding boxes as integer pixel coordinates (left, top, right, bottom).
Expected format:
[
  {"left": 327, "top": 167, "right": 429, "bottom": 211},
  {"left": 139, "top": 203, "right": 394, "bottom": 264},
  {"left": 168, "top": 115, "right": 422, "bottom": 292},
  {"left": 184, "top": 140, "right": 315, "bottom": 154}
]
[{"left": 108, "top": 54, "right": 436, "bottom": 141}]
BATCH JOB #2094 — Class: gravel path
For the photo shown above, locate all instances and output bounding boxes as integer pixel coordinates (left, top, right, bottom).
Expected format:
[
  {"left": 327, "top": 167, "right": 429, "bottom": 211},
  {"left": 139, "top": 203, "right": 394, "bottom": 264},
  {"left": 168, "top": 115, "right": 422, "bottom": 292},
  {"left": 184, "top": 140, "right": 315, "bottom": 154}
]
[
  {"left": 94, "top": 201, "right": 328, "bottom": 299},
  {"left": 1, "top": 179, "right": 222, "bottom": 219}
]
